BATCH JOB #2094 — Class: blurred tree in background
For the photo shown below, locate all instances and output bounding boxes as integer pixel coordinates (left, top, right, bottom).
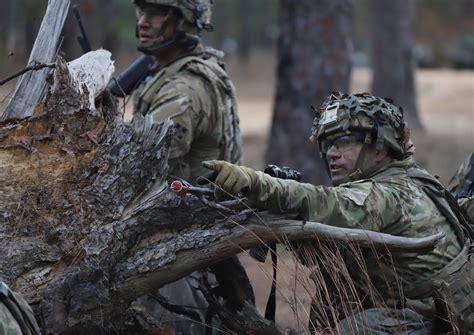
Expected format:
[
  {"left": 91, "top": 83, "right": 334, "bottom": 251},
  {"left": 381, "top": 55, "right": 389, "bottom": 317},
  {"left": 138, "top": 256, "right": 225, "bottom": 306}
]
[
  {"left": 266, "top": 0, "right": 354, "bottom": 185},
  {"left": 0, "top": 0, "right": 472, "bottom": 74},
  {"left": 369, "top": 0, "right": 421, "bottom": 129}
]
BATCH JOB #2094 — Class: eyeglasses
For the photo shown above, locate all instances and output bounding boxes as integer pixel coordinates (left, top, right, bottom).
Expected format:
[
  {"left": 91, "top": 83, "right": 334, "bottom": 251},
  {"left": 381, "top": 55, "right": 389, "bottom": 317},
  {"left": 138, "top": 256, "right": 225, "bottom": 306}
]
[
  {"left": 136, "top": 6, "right": 170, "bottom": 20},
  {"left": 320, "top": 133, "right": 366, "bottom": 153}
]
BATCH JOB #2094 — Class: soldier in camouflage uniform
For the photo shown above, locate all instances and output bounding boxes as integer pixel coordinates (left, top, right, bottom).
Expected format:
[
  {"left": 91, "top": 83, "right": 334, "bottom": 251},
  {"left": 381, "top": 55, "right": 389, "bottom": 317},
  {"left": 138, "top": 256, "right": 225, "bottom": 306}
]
[
  {"left": 202, "top": 92, "right": 473, "bottom": 334},
  {"left": 133, "top": 0, "right": 241, "bottom": 184},
  {"left": 131, "top": 0, "right": 243, "bottom": 333}
]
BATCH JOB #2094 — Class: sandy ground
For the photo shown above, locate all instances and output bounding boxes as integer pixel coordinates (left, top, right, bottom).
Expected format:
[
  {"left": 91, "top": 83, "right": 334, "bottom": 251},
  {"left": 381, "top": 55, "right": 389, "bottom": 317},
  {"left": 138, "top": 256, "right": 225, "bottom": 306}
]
[{"left": 1, "top": 54, "right": 473, "bottom": 332}]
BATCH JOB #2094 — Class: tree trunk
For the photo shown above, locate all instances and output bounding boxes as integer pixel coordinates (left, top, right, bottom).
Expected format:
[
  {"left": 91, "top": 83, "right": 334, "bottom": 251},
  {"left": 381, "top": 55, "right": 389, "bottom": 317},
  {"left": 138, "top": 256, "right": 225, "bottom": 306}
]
[
  {"left": 266, "top": 0, "right": 354, "bottom": 185},
  {"left": 369, "top": 0, "right": 422, "bottom": 130},
  {"left": 101, "top": 0, "right": 119, "bottom": 54}
]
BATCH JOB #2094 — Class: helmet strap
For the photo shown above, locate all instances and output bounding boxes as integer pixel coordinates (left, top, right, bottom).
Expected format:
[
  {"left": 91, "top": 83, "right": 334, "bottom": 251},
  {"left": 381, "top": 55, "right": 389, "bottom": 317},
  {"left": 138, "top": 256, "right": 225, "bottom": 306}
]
[
  {"left": 348, "top": 143, "right": 369, "bottom": 182},
  {"left": 375, "top": 124, "right": 385, "bottom": 151},
  {"left": 348, "top": 142, "right": 391, "bottom": 182},
  {"left": 194, "top": 0, "right": 204, "bottom": 33}
]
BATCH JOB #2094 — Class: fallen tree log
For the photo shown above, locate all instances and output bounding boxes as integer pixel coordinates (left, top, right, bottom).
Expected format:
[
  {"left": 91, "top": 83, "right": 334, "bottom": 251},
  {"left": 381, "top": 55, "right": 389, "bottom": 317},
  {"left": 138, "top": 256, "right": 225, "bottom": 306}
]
[
  {"left": 0, "top": 50, "right": 444, "bottom": 334},
  {"left": 0, "top": 49, "right": 286, "bottom": 334}
]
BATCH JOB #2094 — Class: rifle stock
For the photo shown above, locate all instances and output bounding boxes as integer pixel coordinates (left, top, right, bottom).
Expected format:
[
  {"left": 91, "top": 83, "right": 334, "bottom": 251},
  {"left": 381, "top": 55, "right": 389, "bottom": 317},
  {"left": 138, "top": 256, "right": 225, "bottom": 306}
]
[{"left": 107, "top": 55, "right": 154, "bottom": 97}]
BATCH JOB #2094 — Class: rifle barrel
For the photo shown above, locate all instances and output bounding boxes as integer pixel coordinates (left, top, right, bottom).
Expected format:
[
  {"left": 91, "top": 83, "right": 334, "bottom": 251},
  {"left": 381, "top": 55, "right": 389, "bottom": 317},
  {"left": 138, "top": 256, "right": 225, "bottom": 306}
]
[{"left": 72, "top": 5, "right": 92, "bottom": 53}]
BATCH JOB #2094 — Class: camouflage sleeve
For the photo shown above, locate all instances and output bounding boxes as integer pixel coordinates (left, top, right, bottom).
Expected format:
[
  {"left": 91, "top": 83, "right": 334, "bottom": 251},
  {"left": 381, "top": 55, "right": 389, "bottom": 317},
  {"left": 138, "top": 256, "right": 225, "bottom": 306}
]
[
  {"left": 247, "top": 172, "right": 402, "bottom": 231},
  {"left": 458, "top": 196, "right": 474, "bottom": 224},
  {"left": 148, "top": 73, "right": 214, "bottom": 179}
]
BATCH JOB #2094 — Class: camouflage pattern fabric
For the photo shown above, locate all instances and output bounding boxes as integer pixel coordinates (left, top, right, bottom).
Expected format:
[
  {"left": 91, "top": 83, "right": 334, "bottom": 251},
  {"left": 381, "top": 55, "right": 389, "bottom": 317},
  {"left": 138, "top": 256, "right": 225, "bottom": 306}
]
[
  {"left": 0, "top": 281, "right": 41, "bottom": 335},
  {"left": 0, "top": 303, "right": 22, "bottom": 335},
  {"left": 459, "top": 196, "right": 474, "bottom": 224},
  {"left": 448, "top": 153, "right": 473, "bottom": 197},
  {"left": 134, "top": 44, "right": 241, "bottom": 184},
  {"left": 243, "top": 158, "right": 472, "bottom": 333},
  {"left": 448, "top": 153, "right": 474, "bottom": 226},
  {"left": 133, "top": 0, "right": 213, "bottom": 27},
  {"left": 337, "top": 308, "right": 433, "bottom": 334},
  {"left": 133, "top": 44, "right": 241, "bottom": 334}
]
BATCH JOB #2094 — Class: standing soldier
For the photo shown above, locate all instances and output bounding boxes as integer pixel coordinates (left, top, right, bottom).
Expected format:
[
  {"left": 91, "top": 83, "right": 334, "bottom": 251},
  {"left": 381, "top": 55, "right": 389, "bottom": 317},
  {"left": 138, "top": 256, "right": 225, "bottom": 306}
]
[
  {"left": 130, "top": 0, "right": 245, "bottom": 333},
  {"left": 133, "top": 0, "right": 241, "bottom": 185},
  {"left": 202, "top": 92, "right": 473, "bottom": 334}
]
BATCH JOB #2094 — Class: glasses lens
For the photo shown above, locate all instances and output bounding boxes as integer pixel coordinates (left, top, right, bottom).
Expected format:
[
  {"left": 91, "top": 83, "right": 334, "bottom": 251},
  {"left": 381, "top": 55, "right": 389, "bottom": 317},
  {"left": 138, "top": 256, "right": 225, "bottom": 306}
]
[{"left": 321, "top": 133, "right": 365, "bottom": 153}]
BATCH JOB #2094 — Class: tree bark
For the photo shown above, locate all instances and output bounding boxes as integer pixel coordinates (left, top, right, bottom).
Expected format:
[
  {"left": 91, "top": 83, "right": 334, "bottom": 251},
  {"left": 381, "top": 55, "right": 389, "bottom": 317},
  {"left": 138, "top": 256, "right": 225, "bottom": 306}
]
[
  {"left": 369, "top": 0, "right": 422, "bottom": 130},
  {"left": 0, "top": 50, "right": 287, "bottom": 333},
  {"left": 266, "top": 0, "right": 354, "bottom": 185},
  {"left": 2, "top": 0, "right": 70, "bottom": 121}
]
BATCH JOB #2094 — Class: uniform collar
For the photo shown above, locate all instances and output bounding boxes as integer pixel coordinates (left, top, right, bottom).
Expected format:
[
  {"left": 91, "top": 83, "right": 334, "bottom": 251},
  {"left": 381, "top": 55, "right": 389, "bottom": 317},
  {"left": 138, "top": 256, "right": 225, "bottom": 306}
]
[{"left": 157, "top": 43, "right": 205, "bottom": 70}]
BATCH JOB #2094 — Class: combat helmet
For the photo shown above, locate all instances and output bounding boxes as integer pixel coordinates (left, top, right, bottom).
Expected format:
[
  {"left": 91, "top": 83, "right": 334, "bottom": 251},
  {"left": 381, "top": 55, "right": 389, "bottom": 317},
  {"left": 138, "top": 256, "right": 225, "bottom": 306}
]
[
  {"left": 311, "top": 92, "right": 414, "bottom": 159},
  {"left": 133, "top": 0, "right": 213, "bottom": 54},
  {"left": 310, "top": 92, "right": 414, "bottom": 182}
]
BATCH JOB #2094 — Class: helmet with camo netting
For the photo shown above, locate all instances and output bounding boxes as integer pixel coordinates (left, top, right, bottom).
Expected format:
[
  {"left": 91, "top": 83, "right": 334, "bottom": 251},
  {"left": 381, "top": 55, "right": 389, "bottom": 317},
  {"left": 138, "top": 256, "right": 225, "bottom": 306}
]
[
  {"left": 133, "top": 0, "right": 212, "bottom": 32},
  {"left": 310, "top": 92, "right": 415, "bottom": 159}
]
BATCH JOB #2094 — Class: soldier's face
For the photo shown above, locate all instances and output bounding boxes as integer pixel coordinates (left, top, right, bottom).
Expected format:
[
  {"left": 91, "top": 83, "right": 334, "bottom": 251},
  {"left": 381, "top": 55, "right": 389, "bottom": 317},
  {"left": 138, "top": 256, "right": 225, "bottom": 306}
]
[
  {"left": 324, "top": 132, "right": 365, "bottom": 185},
  {"left": 325, "top": 132, "right": 390, "bottom": 185},
  {"left": 136, "top": 5, "right": 176, "bottom": 45}
]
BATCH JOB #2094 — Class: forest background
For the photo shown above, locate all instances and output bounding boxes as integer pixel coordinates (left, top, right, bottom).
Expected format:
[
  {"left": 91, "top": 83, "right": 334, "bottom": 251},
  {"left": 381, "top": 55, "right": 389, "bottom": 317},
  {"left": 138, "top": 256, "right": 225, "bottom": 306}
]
[{"left": 0, "top": 0, "right": 473, "bottom": 330}]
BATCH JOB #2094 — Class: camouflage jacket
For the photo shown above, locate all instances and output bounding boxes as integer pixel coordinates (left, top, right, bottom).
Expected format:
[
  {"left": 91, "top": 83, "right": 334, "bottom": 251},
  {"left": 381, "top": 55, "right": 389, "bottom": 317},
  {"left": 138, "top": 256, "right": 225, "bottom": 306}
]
[
  {"left": 133, "top": 44, "right": 242, "bottom": 184},
  {"left": 246, "top": 158, "right": 466, "bottom": 302}
]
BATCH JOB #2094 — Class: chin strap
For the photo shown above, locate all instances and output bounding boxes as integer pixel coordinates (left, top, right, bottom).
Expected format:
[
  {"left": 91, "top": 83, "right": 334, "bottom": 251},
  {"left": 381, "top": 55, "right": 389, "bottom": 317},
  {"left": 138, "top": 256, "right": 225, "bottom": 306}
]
[
  {"left": 347, "top": 143, "right": 370, "bottom": 182},
  {"left": 349, "top": 145, "right": 393, "bottom": 182}
]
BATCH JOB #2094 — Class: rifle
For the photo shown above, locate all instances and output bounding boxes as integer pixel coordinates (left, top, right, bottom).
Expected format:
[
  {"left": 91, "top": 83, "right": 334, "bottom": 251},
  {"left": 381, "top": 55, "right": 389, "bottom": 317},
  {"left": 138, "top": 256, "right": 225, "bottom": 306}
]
[
  {"left": 249, "top": 164, "right": 301, "bottom": 322},
  {"left": 72, "top": 5, "right": 92, "bottom": 53},
  {"left": 107, "top": 55, "right": 154, "bottom": 97},
  {"left": 171, "top": 164, "right": 301, "bottom": 321},
  {"left": 72, "top": 5, "right": 154, "bottom": 97}
]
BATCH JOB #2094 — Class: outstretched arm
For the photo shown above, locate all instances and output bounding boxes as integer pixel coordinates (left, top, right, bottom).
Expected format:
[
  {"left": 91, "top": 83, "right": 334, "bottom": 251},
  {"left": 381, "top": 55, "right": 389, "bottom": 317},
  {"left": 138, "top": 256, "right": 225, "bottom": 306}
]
[{"left": 202, "top": 160, "right": 400, "bottom": 232}]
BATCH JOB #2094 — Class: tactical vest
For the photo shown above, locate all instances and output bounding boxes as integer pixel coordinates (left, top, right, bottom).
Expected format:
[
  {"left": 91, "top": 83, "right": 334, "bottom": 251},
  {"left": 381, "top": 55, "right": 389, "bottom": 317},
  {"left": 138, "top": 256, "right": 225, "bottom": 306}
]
[
  {"left": 0, "top": 282, "right": 41, "bottom": 335},
  {"left": 134, "top": 49, "right": 242, "bottom": 165},
  {"left": 405, "top": 166, "right": 473, "bottom": 332}
]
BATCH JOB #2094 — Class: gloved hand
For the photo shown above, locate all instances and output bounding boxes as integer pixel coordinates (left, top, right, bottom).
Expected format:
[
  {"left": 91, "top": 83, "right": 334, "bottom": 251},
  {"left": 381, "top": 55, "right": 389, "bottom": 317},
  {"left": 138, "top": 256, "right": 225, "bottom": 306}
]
[{"left": 201, "top": 160, "right": 257, "bottom": 197}]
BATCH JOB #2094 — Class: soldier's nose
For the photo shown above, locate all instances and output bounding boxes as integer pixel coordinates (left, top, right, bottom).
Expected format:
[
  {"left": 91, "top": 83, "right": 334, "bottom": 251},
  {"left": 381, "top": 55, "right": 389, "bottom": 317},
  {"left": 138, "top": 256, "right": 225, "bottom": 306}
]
[
  {"left": 326, "top": 145, "right": 341, "bottom": 159},
  {"left": 137, "top": 16, "right": 149, "bottom": 28}
]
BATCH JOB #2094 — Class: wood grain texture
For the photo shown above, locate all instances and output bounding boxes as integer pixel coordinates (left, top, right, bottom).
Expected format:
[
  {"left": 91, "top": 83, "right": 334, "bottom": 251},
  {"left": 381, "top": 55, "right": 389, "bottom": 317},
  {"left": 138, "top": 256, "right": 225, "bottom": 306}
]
[{"left": 2, "top": 0, "right": 70, "bottom": 120}]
